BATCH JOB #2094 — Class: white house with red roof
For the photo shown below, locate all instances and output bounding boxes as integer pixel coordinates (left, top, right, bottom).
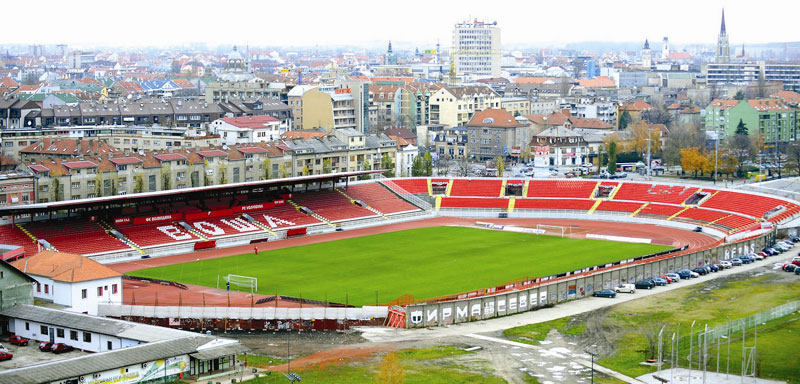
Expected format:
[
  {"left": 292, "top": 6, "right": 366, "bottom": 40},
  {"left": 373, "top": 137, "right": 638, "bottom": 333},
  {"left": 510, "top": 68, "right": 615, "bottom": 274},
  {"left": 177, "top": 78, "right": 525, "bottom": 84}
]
[
  {"left": 211, "top": 116, "right": 283, "bottom": 145},
  {"left": 11, "top": 250, "right": 122, "bottom": 315}
]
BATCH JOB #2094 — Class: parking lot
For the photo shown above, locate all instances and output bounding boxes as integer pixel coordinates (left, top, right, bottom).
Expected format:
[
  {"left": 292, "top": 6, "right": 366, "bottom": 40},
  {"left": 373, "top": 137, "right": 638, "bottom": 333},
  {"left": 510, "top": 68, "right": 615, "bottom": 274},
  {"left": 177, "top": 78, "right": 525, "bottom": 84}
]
[{"left": 0, "top": 340, "right": 88, "bottom": 371}]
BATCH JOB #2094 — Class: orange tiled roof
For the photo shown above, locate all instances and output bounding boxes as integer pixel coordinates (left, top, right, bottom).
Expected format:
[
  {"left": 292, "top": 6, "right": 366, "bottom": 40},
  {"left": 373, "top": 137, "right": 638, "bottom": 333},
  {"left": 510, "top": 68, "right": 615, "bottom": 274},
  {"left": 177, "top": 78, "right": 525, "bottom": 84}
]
[
  {"left": 707, "top": 99, "right": 740, "bottom": 109},
  {"left": 467, "top": 108, "right": 521, "bottom": 128},
  {"left": 11, "top": 250, "right": 122, "bottom": 282},
  {"left": 747, "top": 99, "right": 792, "bottom": 111},
  {"left": 571, "top": 117, "right": 613, "bottom": 129},
  {"left": 771, "top": 90, "right": 800, "bottom": 105},
  {"left": 577, "top": 76, "right": 615, "bottom": 88},
  {"left": 281, "top": 131, "right": 327, "bottom": 140},
  {"left": 524, "top": 112, "right": 570, "bottom": 126},
  {"left": 620, "top": 101, "right": 652, "bottom": 111}
]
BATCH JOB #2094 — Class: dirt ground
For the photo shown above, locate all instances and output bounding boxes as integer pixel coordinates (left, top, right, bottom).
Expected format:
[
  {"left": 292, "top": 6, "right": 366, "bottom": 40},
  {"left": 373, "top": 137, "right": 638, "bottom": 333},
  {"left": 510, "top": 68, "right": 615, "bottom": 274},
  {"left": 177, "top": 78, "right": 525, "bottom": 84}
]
[{"left": 221, "top": 260, "right": 795, "bottom": 383}]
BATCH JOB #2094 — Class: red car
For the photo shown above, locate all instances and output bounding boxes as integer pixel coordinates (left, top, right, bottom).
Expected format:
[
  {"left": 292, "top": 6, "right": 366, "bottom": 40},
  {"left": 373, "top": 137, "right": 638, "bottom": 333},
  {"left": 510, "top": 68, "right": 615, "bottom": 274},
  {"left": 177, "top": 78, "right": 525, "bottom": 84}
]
[
  {"left": 39, "top": 341, "right": 54, "bottom": 352},
  {"left": 51, "top": 343, "right": 74, "bottom": 354},
  {"left": 0, "top": 351, "right": 12, "bottom": 361},
  {"left": 660, "top": 275, "right": 674, "bottom": 283},
  {"left": 9, "top": 335, "right": 28, "bottom": 346}
]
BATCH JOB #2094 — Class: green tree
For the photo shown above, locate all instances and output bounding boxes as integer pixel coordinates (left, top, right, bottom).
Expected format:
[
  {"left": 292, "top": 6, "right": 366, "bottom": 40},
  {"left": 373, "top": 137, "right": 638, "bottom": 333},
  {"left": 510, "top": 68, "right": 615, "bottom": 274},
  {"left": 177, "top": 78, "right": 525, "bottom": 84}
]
[
  {"left": 735, "top": 119, "right": 748, "bottom": 135},
  {"left": 729, "top": 120, "right": 754, "bottom": 177},
  {"left": 50, "top": 171, "right": 62, "bottom": 202},
  {"left": 302, "top": 165, "right": 310, "bottom": 176},
  {"left": 279, "top": 163, "right": 289, "bottom": 178},
  {"left": 411, "top": 155, "right": 423, "bottom": 176},
  {"left": 608, "top": 141, "right": 617, "bottom": 175},
  {"left": 262, "top": 158, "right": 271, "bottom": 179},
  {"left": 133, "top": 173, "right": 144, "bottom": 193},
  {"left": 110, "top": 175, "right": 118, "bottom": 196},
  {"left": 380, "top": 153, "right": 395, "bottom": 177},
  {"left": 495, "top": 156, "right": 505, "bottom": 177},
  {"left": 160, "top": 165, "right": 171, "bottom": 190},
  {"left": 618, "top": 110, "right": 632, "bottom": 130},
  {"left": 94, "top": 173, "right": 103, "bottom": 197},
  {"left": 423, "top": 152, "right": 433, "bottom": 176},
  {"left": 733, "top": 90, "right": 746, "bottom": 100},
  {"left": 322, "top": 158, "right": 332, "bottom": 174}
]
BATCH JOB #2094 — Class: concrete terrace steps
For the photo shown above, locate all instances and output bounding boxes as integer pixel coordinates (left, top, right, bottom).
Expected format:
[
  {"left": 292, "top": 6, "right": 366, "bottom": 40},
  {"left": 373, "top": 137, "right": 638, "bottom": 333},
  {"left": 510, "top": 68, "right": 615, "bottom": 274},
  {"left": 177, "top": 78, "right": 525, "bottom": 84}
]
[{"left": 100, "top": 220, "right": 146, "bottom": 255}]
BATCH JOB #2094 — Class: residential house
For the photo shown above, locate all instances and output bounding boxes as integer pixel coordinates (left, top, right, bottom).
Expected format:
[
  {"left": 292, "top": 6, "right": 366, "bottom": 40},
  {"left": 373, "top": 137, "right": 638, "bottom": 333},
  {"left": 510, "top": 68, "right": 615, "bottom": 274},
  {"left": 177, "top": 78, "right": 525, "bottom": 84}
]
[
  {"left": 212, "top": 115, "right": 283, "bottom": 145},
  {"left": 429, "top": 85, "right": 501, "bottom": 127},
  {"left": 531, "top": 126, "right": 590, "bottom": 166},
  {"left": 704, "top": 98, "right": 797, "bottom": 143},
  {"left": 466, "top": 108, "right": 525, "bottom": 160},
  {"left": 10, "top": 250, "right": 122, "bottom": 315}
]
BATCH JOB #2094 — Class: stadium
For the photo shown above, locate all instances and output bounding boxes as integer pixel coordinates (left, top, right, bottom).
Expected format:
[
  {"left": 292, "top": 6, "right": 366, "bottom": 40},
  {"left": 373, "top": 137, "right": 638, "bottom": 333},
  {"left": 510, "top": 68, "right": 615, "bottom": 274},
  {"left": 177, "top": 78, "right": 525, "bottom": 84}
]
[{"left": 0, "top": 171, "right": 794, "bottom": 330}]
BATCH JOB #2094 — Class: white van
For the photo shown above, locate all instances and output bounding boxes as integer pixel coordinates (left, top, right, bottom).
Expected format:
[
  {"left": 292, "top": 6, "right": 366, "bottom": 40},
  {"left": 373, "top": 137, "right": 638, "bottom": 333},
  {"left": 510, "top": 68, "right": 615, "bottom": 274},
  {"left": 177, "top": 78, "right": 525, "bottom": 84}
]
[{"left": 614, "top": 284, "right": 636, "bottom": 293}]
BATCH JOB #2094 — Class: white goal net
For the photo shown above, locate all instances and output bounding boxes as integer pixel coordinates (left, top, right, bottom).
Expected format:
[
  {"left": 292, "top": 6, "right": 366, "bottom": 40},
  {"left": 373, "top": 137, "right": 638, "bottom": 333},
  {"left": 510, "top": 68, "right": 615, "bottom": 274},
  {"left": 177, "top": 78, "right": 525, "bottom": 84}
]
[
  {"left": 535, "top": 224, "right": 572, "bottom": 237},
  {"left": 218, "top": 274, "right": 258, "bottom": 293}
]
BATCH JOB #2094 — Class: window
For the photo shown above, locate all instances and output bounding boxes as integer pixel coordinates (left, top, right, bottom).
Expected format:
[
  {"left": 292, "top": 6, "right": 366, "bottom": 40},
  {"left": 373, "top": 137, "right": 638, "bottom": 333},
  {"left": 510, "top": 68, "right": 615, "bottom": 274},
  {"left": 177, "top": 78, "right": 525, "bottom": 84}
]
[
  {"left": 81, "top": 289, "right": 87, "bottom": 299},
  {"left": 44, "top": 284, "right": 49, "bottom": 294},
  {"left": 57, "top": 328, "right": 64, "bottom": 338},
  {"left": 70, "top": 330, "right": 78, "bottom": 341},
  {"left": 112, "top": 284, "right": 118, "bottom": 294},
  {"left": 25, "top": 322, "right": 29, "bottom": 331},
  {"left": 83, "top": 332, "right": 92, "bottom": 342},
  {"left": 41, "top": 325, "right": 48, "bottom": 335},
  {"left": 36, "top": 282, "right": 40, "bottom": 292},
  {"left": 107, "top": 341, "right": 113, "bottom": 350},
  {"left": 97, "top": 287, "right": 103, "bottom": 296}
]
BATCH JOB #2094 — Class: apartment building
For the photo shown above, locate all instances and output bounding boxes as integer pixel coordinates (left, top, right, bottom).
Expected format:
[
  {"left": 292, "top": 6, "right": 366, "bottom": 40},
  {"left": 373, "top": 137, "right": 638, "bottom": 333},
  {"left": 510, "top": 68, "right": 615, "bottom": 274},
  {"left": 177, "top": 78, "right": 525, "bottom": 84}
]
[
  {"left": 704, "top": 98, "right": 797, "bottom": 142},
  {"left": 452, "top": 19, "right": 501, "bottom": 78},
  {"left": 429, "top": 85, "right": 501, "bottom": 127}
]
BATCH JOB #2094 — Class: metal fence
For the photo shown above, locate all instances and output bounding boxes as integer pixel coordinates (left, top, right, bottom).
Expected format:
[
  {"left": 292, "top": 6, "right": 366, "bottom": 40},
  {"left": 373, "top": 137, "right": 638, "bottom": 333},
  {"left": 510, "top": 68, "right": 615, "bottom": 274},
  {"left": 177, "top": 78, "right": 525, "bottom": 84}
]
[{"left": 702, "top": 300, "right": 800, "bottom": 340}]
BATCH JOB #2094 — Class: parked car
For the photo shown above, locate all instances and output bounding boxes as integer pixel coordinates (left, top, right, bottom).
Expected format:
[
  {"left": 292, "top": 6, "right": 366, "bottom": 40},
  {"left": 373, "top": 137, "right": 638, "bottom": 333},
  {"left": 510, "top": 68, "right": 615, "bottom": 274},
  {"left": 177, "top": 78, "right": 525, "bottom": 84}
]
[
  {"left": 8, "top": 335, "right": 28, "bottom": 346},
  {"left": 635, "top": 280, "right": 656, "bottom": 290},
  {"left": 666, "top": 272, "right": 681, "bottom": 281},
  {"left": 740, "top": 255, "right": 755, "bottom": 264},
  {"left": 731, "top": 258, "right": 743, "bottom": 266},
  {"left": 719, "top": 260, "right": 733, "bottom": 269},
  {"left": 0, "top": 351, "right": 12, "bottom": 361},
  {"left": 795, "top": 267, "right": 800, "bottom": 275},
  {"left": 592, "top": 289, "right": 617, "bottom": 298},
  {"left": 660, "top": 275, "right": 674, "bottom": 283},
  {"left": 692, "top": 267, "right": 709, "bottom": 276},
  {"left": 39, "top": 341, "right": 54, "bottom": 352},
  {"left": 614, "top": 284, "right": 636, "bottom": 293},
  {"left": 751, "top": 253, "right": 764, "bottom": 261},
  {"left": 653, "top": 277, "right": 668, "bottom": 286},
  {"left": 51, "top": 343, "right": 74, "bottom": 354},
  {"left": 706, "top": 264, "right": 719, "bottom": 272},
  {"left": 763, "top": 248, "right": 779, "bottom": 256},
  {"left": 782, "top": 263, "right": 798, "bottom": 272},
  {"left": 689, "top": 270, "right": 700, "bottom": 278},
  {"left": 676, "top": 269, "right": 693, "bottom": 279},
  {"left": 791, "top": 259, "right": 800, "bottom": 266}
]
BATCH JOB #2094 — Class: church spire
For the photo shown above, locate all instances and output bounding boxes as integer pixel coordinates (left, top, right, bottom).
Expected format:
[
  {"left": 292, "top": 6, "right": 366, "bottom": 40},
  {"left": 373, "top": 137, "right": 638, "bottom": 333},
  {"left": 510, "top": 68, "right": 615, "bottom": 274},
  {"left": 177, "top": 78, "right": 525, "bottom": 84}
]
[
  {"left": 644, "top": 39, "right": 649, "bottom": 49},
  {"left": 720, "top": 8, "right": 727, "bottom": 35}
]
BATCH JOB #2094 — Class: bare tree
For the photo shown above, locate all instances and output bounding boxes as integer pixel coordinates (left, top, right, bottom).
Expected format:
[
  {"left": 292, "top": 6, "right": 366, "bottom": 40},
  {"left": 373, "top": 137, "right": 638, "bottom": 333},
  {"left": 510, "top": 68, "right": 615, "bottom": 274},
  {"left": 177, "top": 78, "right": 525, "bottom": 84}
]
[
  {"left": 662, "top": 123, "right": 705, "bottom": 166},
  {"left": 456, "top": 155, "right": 471, "bottom": 177}
]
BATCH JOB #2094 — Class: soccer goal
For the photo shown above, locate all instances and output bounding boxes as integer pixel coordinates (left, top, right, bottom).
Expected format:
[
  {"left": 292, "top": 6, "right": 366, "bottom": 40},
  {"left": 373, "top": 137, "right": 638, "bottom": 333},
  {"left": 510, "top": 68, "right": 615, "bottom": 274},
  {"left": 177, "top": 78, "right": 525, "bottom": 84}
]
[
  {"left": 535, "top": 224, "right": 572, "bottom": 237},
  {"left": 217, "top": 274, "right": 258, "bottom": 294}
]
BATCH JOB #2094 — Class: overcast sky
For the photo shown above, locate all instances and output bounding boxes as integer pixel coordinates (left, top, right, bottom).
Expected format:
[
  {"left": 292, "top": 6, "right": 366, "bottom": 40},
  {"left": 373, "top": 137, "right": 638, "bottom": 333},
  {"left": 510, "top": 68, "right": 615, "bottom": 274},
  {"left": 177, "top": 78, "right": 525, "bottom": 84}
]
[{"left": 2, "top": 0, "right": 797, "bottom": 49}]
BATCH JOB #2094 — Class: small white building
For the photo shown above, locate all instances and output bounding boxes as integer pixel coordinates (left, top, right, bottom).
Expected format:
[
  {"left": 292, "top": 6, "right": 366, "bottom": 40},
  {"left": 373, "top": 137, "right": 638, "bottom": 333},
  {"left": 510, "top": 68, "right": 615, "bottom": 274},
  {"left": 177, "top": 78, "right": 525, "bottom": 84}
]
[
  {"left": 0, "top": 305, "right": 248, "bottom": 381},
  {"left": 211, "top": 115, "right": 283, "bottom": 145},
  {"left": 11, "top": 250, "right": 122, "bottom": 315}
]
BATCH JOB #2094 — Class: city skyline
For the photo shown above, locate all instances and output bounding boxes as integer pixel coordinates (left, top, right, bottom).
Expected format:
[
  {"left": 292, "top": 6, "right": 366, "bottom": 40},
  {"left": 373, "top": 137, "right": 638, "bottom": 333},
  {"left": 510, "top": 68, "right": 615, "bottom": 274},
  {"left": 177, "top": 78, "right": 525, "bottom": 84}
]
[{"left": 2, "top": 0, "right": 798, "bottom": 49}]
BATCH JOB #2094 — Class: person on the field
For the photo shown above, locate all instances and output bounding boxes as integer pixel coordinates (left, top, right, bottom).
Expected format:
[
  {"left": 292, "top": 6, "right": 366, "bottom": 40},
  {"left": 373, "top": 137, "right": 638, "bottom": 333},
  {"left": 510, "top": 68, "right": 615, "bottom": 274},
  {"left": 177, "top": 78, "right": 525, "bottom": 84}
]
[{"left": 254, "top": 245, "right": 258, "bottom": 255}]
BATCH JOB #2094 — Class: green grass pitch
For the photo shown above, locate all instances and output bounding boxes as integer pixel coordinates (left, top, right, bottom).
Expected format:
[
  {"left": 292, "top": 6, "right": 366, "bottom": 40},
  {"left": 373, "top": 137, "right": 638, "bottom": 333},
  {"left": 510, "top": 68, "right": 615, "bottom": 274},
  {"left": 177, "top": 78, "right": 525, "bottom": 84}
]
[{"left": 129, "top": 226, "right": 672, "bottom": 306}]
